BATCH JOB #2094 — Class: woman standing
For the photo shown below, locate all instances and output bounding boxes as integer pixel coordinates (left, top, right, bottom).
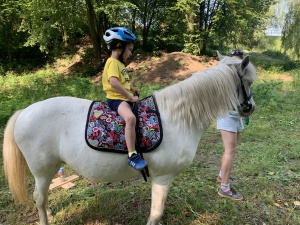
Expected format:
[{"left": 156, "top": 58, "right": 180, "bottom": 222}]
[{"left": 217, "top": 50, "right": 245, "bottom": 200}]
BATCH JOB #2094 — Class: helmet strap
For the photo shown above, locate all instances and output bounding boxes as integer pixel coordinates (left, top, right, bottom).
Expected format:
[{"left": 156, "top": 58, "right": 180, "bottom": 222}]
[{"left": 119, "top": 50, "right": 126, "bottom": 64}]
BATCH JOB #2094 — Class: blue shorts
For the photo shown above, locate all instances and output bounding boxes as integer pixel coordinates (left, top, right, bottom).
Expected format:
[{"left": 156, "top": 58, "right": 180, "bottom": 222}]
[
  {"left": 217, "top": 116, "right": 244, "bottom": 133},
  {"left": 107, "top": 99, "right": 133, "bottom": 112},
  {"left": 107, "top": 99, "right": 123, "bottom": 112}
]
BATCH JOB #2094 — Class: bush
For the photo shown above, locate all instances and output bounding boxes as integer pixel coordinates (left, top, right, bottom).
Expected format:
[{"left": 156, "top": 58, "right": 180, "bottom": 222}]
[
  {"left": 252, "top": 80, "right": 283, "bottom": 109},
  {"left": 250, "top": 51, "right": 300, "bottom": 72}
]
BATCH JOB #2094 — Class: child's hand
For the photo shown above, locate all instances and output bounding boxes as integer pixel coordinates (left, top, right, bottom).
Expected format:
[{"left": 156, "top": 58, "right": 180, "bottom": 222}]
[{"left": 130, "top": 95, "right": 139, "bottom": 102}]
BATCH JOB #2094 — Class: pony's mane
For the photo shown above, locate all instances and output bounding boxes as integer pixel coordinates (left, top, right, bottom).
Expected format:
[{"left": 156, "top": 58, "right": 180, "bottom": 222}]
[
  {"left": 153, "top": 59, "right": 244, "bottom": 131},
  {"left": 219, "top": 55, "right": 257, "bottom": 81}
]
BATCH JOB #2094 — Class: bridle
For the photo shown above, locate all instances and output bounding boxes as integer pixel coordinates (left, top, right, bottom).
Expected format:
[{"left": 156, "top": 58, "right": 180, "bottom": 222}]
[
  {"left": 229, "top": 64, "right": 253, "bottom": 113},
  {"left": 237, "top": 70, "right": 253, "bottom": 113}
]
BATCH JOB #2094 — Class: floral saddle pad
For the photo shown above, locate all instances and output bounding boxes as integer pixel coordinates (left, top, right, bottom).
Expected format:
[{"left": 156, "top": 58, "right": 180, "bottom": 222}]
[{"left": 85, "top": 95, "right": 163, "bottom": 154}]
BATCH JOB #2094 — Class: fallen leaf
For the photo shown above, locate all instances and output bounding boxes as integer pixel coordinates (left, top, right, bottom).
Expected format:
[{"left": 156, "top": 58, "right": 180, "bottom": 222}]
[
  {"left": 294, "top": 201, "right": 300, "bottom": 206},
  {"left": 284, "top": 202, "right": 289, "bottom": 206},
  {"left": 274, "top": 203, "right": 280, "bottom": 207}
]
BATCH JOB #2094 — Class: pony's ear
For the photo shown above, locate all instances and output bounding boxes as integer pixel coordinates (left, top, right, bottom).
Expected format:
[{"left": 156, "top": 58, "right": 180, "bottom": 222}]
[
  {"left": 216, "top": 50, "right": 224, "bottom": 60},
  {"left": 241, "top": 56, "right": 250, "bottom": 71}
]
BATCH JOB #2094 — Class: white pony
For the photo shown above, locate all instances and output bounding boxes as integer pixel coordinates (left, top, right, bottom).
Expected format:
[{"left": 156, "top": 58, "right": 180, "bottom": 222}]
[{"left": 3, "top": 52, "right": 257, "bottom": 225}]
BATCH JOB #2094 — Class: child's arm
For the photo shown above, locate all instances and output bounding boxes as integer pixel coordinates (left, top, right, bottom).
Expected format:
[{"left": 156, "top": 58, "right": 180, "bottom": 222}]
[
  {"left": 109, "top": 77, "right": 138, "bottom": 102},
  {"left": 130, "top": 85, "right": 140, "bottom": 95}
]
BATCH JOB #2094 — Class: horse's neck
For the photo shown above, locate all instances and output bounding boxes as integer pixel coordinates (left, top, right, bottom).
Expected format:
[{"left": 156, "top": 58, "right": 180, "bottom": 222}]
[{"left": 154, "top": 65, "right": 239, "bottom": 131}]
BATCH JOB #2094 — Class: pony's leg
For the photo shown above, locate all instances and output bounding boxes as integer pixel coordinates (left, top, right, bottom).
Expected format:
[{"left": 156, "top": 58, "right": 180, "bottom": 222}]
[
  {"left": 33, "top": 168, "right": 59, "bottom": 225},
  {"left": 147, "top": 175, "right": 173, "bottom": 225},
  {"left": 33, "top": 177, "right": 52, "bottom": 225}
]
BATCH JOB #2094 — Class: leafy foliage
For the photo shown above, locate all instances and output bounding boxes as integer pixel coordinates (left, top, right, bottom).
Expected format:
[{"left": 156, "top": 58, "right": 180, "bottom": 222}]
[
  {"left": 250, "top": 50, "right": 298, "bottom": 72},
  {"left": 0, "top": 0, "right": 276, "bottom": 70},
  {"left": 20, "top": 0, "right": 87, "bottom": 53},
  {"left": 252, "top": 80, "right": 282, "bottom": 109},
  {"left": 0, "top": 70, "right": 102, "bottom": 125},
  {"left": 0, "top": 0, "right": 29, "bottom": 62},
  {"left": 282, "top": 0, "right": 300, "bottom": 58}
]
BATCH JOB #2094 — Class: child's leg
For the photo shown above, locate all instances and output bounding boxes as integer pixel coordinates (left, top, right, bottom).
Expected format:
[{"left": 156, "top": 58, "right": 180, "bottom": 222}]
[
  {"left": 118, "top": 101, "right": 136, "bottom": 153},
  {"left": 118, "top": 101, "right": 148, "bottom": 170}
]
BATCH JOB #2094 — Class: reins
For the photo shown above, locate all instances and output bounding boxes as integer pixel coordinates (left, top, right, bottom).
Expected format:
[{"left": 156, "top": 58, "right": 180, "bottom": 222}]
[{"left": 131, "top": 93, "right": 150, "bottom": 182}]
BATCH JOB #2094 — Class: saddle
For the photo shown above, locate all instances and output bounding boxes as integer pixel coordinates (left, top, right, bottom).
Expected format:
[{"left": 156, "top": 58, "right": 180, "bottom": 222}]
[{"left": 85, "top": 95, "right": 163, "bottom": 154}]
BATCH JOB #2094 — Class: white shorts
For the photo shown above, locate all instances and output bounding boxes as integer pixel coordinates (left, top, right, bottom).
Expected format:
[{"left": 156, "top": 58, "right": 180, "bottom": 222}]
[{"left": 217, "top": 117, "right": 244, "bottom": 133}]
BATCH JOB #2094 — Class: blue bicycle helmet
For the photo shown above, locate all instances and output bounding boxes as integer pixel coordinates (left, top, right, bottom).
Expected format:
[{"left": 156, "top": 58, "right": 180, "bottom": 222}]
[{"left": 103, "top": 27, "right": 138, "bottom": 49}]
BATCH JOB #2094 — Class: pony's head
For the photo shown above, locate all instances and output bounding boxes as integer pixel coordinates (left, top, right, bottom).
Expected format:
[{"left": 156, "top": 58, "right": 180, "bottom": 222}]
[
  {"left": 217, "top": 51, "right": 257, "bottom": 117},
  {"left": 154, "top": 51, "right": 257, "bottom": 131}
]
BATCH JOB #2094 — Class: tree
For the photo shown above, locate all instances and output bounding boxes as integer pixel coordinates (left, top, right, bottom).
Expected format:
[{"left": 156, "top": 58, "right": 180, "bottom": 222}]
[
  {"left": 91, "top": 0, "right": 138, "bottom": 64},
  {"left": 173, "top": 0, "right": 198, "bottom": 54},
  {"left": 282, "top": 0, "right": 300, "bottom": 58},
  {"left": 197, "top": 0, "right": 222, "bottom": 54},
  {"left": 20, "top": 0, "right": 87, "bottom": 53},
  {"left": 209, "top": 0, "right": 275, "bottom": 51},
  {"left": 0, "top": 0, "right": 278, "bottom": 69},
  {"left": 130, "top": 0, "right": 177, "bottom": 51},
  {"left": 85, "top": 0, "right": 102, "bottom": 65},
  {"left": 0, "top": 0, "right": 26, "bottom": 62},
  {"left": 171, "top": 0, "right": 274, "bottom": 55},
  {"left": 266, "top": 0, "right": 289, "bottom": 32}
]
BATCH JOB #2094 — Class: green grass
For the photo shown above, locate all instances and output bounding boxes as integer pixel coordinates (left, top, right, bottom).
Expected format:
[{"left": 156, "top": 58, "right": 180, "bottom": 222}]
[{"left": 1, "top": 52, "right": 300, "bottom": 224}]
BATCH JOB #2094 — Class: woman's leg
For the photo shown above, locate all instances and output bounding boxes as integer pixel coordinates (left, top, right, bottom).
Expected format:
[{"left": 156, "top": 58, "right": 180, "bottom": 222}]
[
  {"left": 220, "top": 130, "right": 239, "bottom": 184},
  {"left": 218, "top": 130, "right": 243, "bottom": 200}
]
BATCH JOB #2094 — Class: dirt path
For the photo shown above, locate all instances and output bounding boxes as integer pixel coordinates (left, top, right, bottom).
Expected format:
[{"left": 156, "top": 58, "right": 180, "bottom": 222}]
[{"left": 128, "top": 52, "right": 218, "bottom": 86}]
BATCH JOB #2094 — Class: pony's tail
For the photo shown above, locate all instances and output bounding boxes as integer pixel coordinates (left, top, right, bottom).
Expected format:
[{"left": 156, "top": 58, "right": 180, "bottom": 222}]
[{"left": 3, "top": 110, "right": 29, "bottom": 205}]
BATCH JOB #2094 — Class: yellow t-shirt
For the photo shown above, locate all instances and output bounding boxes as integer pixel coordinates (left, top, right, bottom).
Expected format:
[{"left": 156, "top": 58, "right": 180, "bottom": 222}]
[{"left": 102, "top": 57, "right": 130, "bottom": 100}]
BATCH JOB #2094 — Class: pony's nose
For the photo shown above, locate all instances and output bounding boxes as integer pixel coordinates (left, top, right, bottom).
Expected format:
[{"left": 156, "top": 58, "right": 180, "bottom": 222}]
[
  {"left": 242, "top": 103, "right": 252, "bottom": 113},
  {"left": 241, "top": 100, "right": 254, "bottom": 113}
]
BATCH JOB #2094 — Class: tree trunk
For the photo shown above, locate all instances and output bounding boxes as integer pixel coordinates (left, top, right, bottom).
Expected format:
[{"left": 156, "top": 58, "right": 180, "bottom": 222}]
[
  {"left": 85, "top": 0, "right": 101, "bottom": 68},
  {"left": 142, "top": 0, "right": 149, "bottom": 50},
  {"left": 186, "top": 2, "right": 195, "bottom": 43}
]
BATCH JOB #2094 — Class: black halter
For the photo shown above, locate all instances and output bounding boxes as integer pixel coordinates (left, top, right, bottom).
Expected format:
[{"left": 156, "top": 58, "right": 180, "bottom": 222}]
[
  {"left": 228, "top": 63, "right": 253, "bottom": 113},
  {"left": 237, "top": 70, "right": 253, "bottom": 113}
]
